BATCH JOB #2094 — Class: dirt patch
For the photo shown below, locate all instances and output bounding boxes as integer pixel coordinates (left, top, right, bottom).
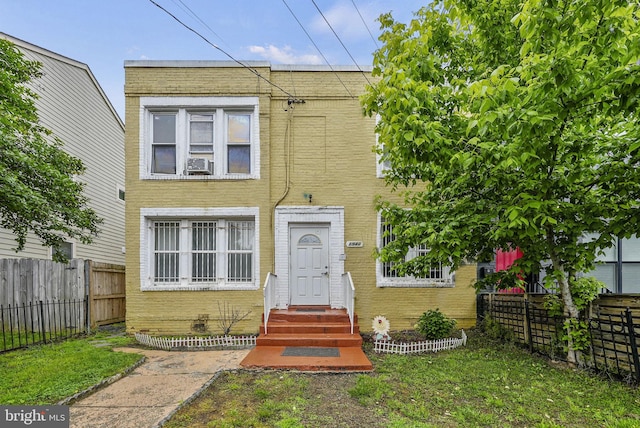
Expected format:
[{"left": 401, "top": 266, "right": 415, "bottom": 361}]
[
  {"left": 296, "top": 372, "right": 389, "bottom": 427},
  {"left": 166, "top": 370, "right": 389, "bottom": 427}
]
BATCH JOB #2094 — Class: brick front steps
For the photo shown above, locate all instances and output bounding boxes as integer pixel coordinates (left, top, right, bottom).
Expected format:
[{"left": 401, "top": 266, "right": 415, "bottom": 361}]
[{"left": 240, "top": 306, "right": 373, "bottom": 372}]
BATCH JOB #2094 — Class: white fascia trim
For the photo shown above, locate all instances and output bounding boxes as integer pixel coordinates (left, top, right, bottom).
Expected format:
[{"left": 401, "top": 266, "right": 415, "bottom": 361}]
[{"left": 139, "top": 207, "right": 260, "bottom": 291}]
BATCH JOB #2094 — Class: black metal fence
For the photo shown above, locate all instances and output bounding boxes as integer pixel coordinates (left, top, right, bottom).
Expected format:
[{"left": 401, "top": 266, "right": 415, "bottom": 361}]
[
  {"left": 477, "top": 293, "right": 640, "bottom": 383},
  {"left": 0, "top": 298, "right": 89, "bottom": 352}
]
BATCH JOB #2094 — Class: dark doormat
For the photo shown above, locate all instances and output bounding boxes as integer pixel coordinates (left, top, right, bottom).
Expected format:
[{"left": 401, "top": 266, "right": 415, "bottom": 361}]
[
  {"left": 282, "top": 347, "right": 340, "bottom": 357},
  {"left": 295, "top": 308, "right": 326, "bottom": 312}
]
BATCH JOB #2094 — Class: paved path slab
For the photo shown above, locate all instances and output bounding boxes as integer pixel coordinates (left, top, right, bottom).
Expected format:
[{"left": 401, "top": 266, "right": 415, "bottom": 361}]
[{"left": 69, "top": 347, "right": 250, "bottom": 428}]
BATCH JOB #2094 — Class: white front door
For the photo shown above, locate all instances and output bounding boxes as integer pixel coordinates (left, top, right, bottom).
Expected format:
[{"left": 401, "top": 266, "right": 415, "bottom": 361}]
[{"left": 290, "top": 225, "right": 330, "bottom": 305}]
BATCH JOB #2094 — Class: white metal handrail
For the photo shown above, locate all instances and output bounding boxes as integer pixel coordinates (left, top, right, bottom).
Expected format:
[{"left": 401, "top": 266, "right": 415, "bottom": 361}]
[
  {"left": 342, "top": 272, "right": 355, "bottom": 334},
  {"left": 263, "top": 272, "right": 277, "bottom": 334}
]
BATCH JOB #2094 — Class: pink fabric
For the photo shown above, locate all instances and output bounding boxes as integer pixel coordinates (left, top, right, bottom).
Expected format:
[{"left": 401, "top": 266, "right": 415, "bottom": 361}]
[{"left": 496, "top": 248, "right": 524, "bottom": 293}]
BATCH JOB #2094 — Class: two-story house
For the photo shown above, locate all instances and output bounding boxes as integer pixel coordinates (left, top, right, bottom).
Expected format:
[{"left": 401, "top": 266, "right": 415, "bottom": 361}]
[
  {"left": 124, "top": 60, "right": 478, "bottom": 339},
  {"left": 0, "top": 33, "right": 125, "bottom": 265}
]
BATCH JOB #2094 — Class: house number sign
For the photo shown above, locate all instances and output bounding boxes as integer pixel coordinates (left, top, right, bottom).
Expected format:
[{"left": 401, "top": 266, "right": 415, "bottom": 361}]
[{"left": 346, "top": 241, "right": 364, "bottom": 248}]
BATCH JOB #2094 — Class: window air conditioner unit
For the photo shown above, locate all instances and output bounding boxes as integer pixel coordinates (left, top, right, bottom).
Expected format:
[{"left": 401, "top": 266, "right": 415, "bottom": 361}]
[{"left": 187, "top": 157, "right": 213, "bottom": 175}]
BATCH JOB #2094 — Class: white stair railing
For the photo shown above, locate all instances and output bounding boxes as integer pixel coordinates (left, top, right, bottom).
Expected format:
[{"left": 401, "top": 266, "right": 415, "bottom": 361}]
[
  {"left": 263, "top": 272, "right": 277, "bottom": 334},
  {"left": 342, "top": 272, "right": 355, "bottom": 334}
]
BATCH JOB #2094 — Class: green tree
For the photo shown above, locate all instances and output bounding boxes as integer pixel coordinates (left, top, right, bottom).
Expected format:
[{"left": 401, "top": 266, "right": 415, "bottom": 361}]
[
  {"left": 0, "top": 38, "right": 102, "bottom": 262},
  {"left": 362, "top": 0, "right": 640, "bottom": 364}
]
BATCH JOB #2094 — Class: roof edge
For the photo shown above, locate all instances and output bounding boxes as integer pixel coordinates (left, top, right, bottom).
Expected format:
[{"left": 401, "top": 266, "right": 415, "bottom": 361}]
[
  {"left": 124, "top": 60, "right": 372, "bottom": 72},
  {"left": 1, "top": 32, "right": 124, "bottom": 129},
  {"left": 124, "top": 60, "right": 271, "bottom": 68}
]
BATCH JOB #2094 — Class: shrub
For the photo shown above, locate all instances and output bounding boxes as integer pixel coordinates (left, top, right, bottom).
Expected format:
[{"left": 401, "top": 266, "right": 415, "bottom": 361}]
[
  {"left": 480, "top": 316, "right": 514, "bottom": 342},
  {"left": 415, "top": 309, "right": 457, "bottom": 340}
]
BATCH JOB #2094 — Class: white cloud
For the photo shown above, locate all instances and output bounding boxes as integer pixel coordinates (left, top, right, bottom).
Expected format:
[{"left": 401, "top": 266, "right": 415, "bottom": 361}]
[
  {"left": 125, "top": 46, "right": 150, "bottom": 60},
  {"left": 248, "top": 44, "right": 323, "bottom": 65}
]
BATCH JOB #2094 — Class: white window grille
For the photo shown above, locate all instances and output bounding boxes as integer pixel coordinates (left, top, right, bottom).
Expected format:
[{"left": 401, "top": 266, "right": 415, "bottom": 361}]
[
  {"left": 378, "top": 216, "right": 453, "bottom": 287},
  {"left": 191, "top": 221, "right": 216, "bottom": 282},
  {"left": 154, "top": 221, "right": 180, "bottom": 282},
  {"left": 227, "top": 221, "right": 254, "bottom": 282},
  {"left": 150, "top": 219, "right": 255, "bottom": 288}
]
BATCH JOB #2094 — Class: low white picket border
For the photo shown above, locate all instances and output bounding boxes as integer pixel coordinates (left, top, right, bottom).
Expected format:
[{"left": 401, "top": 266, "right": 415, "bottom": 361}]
[
  {"left": 373, "top": 330, "right": 467, "bottom": 355},
  {"left": 135, "top": 332, "right": 256, "bottom": 351}
]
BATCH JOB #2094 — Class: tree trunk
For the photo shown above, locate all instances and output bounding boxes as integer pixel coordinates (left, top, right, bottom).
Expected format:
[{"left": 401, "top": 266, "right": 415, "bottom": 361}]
[
  {"left": 547, "top": 232, "right": 581, "bottom": 366},
  {"left": 556, "top": 271, "right": 581, "bottom": 366}
]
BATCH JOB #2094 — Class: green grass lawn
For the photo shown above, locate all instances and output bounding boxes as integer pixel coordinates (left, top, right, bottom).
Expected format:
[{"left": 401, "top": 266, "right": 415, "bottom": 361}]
[
  {"left": 1, "top": 327, "right": 639, "bottom": 427},
  {"left": 0, "top": 326, "right": 140, "bottom": 405},
  {"left": 165, "top": 330, "right": 640, "bottom": 428}
]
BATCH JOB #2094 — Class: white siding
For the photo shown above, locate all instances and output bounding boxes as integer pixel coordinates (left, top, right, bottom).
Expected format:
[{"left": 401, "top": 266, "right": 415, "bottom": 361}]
[{"left": 0, "top": 34, "right": 125, "bottom": 264}]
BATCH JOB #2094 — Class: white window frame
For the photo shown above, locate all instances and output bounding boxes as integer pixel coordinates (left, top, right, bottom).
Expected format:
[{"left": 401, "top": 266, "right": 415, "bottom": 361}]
[
  {"left": 51, "top": 241, "right": 74, "bottom": 261},
  {"left": 376, "top": 214, "right": 454, "bottom": 288},
  {"left": 140, "top": 207, "right": 260, "bottom": 291},
  {"left": 139, "top": 97, "right": 260, "bottom": 180},
  {"left": 375, "top": 114, "right": 391, "bottom": 178},
  {"left": 116, "top": 185, "right": 125, "bottom": 203}
]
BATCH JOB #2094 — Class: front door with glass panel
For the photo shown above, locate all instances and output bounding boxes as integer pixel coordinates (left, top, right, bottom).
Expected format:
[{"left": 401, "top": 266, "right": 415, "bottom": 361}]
[{"left": 289, "top": 225, "right": 330, "bottom": 305}]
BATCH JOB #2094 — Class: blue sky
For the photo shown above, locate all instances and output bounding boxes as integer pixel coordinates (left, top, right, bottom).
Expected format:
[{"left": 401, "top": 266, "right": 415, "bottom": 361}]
[{"left": 0, "top": 0, "right": 426, "bottom": 120}]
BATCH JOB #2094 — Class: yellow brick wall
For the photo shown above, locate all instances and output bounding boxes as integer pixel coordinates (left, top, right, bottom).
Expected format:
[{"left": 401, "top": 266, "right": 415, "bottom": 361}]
[
  {"left": 125, "top": 65, "right": 273, "bottom": 335},
  {"left": 125, "top": 64, "right": 478, "bottom": 335}
]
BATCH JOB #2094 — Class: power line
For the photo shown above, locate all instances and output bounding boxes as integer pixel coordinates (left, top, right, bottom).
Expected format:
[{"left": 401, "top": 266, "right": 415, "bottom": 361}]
[
  {"left": 173, "top": 0, "right": 225, "bottom": 46},
  {"left": 148, "top": 0, "right": 300, "bottom": 100},
  {"left": 281, "top": 0, "right": 354, "bottom": 98},
  {"left": 351, "top": 0, "right": 379, "bottom": 50},
  {"left": 311, "top": 0, "right": 372, "bottom": 86}
]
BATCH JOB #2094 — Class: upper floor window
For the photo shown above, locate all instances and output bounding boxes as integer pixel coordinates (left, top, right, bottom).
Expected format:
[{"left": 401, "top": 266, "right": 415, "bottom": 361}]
[
  {"left": 376, "top": 143, "right": 391, "bottom": 178},
  {"left": 377, "top": 216, "right": 453, "bottom": 287},
  {"left": 140, "top": 97, "right": 260, "bottom": 179}
]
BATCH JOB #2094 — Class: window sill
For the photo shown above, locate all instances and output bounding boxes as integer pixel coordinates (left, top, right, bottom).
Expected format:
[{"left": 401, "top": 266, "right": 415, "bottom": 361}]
[
  {"left": 376, "top": 280, "right": 455, "bottom": 288},
  {"left": 142, "top": 174, "right": 259, "bottom": 180},
  {"left": 142, "top": 283, "right": 258, "bottom": 291}
]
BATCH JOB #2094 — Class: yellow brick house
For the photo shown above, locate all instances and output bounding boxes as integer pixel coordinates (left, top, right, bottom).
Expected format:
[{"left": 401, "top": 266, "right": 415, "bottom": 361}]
[{"left": 124, "top": 61, "right": 477, "bottom": 338}]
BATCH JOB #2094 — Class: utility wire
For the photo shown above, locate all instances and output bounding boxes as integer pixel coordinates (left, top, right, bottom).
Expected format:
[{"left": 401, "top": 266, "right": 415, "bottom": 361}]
[
  {"left": 148, "top": 0, "right": 299, "bottom": 100},
  {"left": 281, "top": 0, "right": 354, "bottom": 98},
  {"left": 173, "top": 0, "right": 225, "bottom": 46},
  {"left": 351, "top": 0, "right": 379, "bottom": 49},
  {"left": 311, "top": 0, "right": 372, "bottom": 86}
]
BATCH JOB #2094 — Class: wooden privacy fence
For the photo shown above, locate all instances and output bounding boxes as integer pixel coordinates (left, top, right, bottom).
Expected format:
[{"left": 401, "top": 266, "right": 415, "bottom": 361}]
[
  {"left": 0, "top": 258, "right": 125, "bottom": 328},
  {"left": 477, "top": 293, "right": 640, "bottom": 383},
  {"left": 87, "top": 262, "right": 125, "bottom": 327}
]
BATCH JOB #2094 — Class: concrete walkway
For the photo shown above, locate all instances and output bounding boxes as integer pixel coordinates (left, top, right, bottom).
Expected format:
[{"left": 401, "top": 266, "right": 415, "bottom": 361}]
[{"left": 69, "top": 347, "right": 250, "bottom": 428}]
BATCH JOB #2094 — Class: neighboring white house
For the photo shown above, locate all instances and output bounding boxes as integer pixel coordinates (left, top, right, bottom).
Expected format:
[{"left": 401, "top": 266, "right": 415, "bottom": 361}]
[{"left": 0, "top": 33, "right": 125, "bottom": 265}]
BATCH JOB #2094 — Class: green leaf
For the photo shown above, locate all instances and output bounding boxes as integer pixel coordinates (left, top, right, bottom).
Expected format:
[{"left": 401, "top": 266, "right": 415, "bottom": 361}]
[{"left": 404, "top": 131, "right": 415, "bottom": 141}]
